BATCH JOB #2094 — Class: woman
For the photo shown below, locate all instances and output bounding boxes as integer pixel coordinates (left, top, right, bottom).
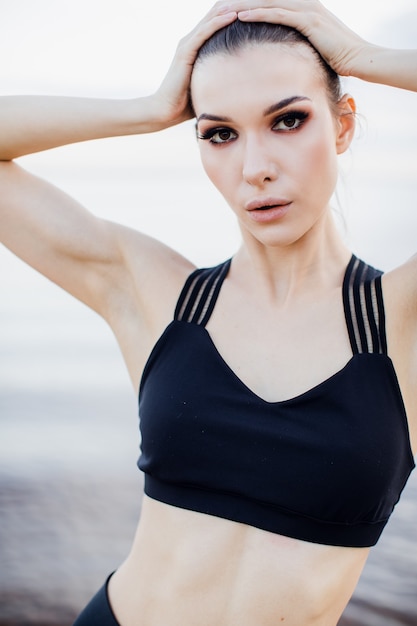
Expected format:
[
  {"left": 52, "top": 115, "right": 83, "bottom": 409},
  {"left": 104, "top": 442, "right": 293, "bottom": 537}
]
[{"left": 1, "top": 1, "right": 416, "bottom": 624}]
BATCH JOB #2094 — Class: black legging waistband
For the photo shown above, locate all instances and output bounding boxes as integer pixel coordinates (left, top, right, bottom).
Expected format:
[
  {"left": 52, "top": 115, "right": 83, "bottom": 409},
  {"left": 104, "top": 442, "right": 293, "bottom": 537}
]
[{"left": 72, "top": 573, "right": 120, "bottom": 626}]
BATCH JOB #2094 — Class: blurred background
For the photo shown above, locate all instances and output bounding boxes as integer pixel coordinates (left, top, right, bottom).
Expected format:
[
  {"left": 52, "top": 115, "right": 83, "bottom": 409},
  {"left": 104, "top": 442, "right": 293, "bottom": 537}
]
[{"left": 0, "top": 1, "right": 416, "bottom": 624}]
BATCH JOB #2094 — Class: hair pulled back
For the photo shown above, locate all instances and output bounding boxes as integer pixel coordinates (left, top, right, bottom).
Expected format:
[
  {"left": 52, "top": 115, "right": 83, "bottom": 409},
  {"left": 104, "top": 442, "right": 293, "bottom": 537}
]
[{"left": 195, "top": 21, "right": 342, "bottom": 110}]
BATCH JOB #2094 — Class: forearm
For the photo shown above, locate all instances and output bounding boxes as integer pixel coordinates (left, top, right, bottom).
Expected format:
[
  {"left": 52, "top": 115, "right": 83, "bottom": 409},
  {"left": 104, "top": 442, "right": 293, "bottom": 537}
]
[
  {"left": 0, "top": 94, "right": 171, "bottom": 161},
  {"left": 351, "top": 45, "right": 417, "bottom": 92}
]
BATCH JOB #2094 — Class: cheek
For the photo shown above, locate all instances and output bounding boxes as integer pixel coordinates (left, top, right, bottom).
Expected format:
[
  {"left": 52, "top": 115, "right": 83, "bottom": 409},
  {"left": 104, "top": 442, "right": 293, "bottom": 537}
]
[
  {"left": 297, "top": 131, "right": 339, "bottom": 192},
  {"left": 199, "top": 149, "right": 236, "bottom": 198}
]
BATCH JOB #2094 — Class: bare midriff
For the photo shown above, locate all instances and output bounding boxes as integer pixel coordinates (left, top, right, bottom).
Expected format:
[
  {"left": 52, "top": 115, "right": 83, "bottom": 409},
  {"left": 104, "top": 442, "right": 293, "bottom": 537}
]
[{"left": 108, "top": 496, "right": 369, "bottom": 626}]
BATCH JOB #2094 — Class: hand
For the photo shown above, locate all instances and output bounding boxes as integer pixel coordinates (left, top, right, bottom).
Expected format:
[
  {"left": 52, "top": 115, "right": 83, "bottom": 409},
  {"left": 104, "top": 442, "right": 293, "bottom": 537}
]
[
  {"left": 230, "top": 0, "right": 368, "bottom": 77},
  {"left": 152, "top": 3, "right": 238, "bottom": 127}
]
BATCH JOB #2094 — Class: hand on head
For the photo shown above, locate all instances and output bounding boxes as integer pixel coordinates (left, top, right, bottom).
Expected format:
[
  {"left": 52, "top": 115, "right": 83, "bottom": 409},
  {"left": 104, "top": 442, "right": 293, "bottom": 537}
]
[
  {"left": 154, "top": 0, "right": 366, "bottom": 129},
  {"left": 153, "top": 5, "right": 237, "bottom": 127},
  {"left": 231, "top": 0, "right": 367, "bottom": 76}
]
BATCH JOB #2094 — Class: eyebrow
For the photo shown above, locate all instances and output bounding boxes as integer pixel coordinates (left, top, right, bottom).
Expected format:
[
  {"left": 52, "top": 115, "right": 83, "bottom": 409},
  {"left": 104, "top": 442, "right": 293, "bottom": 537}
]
[
  {"left": 263, "top": 96, "right": 311, "bottom": 117},
  {"left": 197, "top": 96, "right": 311, "bottom": 124}
]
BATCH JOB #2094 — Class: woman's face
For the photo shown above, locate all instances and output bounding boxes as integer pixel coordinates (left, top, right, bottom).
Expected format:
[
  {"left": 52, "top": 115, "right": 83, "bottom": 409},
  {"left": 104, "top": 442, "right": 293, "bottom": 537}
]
[{"left": 191, "top": 44, "right": 354, "bottom": 250}]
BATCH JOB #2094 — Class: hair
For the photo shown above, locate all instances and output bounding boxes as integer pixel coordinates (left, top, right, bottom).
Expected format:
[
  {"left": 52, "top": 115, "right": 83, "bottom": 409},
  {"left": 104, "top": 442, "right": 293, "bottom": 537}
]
[{"left": 194, "top": 21, "right": 342, "bottom": 111}]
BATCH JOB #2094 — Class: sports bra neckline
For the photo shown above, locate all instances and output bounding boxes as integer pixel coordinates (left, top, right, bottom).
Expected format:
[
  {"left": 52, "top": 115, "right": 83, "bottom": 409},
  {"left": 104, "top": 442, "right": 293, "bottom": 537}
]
[
  {"left": 165, "top": 253, "right": 387, "bottom": 405},
  {"left": 139, "top": 253, "right": 388, "bottom": 403},
  {"left": 192, "top": 325, "right": 391, "bottom": 406}
]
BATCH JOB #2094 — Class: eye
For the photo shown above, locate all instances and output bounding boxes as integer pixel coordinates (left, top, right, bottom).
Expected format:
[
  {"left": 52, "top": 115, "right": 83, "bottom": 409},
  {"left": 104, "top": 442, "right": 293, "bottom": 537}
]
[
  {"left": 272, "top": 111, "right": 308, "bottom": 132},
  {"left": 197, "top": 127, "right": 238, "bottom": 144}
]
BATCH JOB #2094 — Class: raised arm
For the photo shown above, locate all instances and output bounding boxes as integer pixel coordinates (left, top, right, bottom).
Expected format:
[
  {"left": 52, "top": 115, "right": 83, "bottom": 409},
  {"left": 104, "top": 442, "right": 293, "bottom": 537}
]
[
  {"left": 0, "top": 6, "right": 240, "bottom": 161},
  {"left": 235, "top": 0, "right": 417, "bottom": 92},
  {"left": 0, "top": 6, "right": 238, "bottom": 386},
  {"left": 0, "top": 96, "right": 172, "bottom": 161}
]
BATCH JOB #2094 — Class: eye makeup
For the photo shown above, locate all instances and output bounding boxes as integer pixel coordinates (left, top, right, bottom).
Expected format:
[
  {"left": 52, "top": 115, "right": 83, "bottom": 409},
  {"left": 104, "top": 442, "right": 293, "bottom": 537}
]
[{"left": 197, "top": 109, "right": 310, "bottom": 145}]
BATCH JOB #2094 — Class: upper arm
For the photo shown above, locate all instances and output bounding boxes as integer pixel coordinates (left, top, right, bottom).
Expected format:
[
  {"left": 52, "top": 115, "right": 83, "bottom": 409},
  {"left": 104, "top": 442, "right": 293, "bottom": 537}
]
[
  {"left": 0, "top": 160, "right": 193, "bottom": 325},
  {"left": 0, "top": 160, "right": 125, "bottom": 313}
]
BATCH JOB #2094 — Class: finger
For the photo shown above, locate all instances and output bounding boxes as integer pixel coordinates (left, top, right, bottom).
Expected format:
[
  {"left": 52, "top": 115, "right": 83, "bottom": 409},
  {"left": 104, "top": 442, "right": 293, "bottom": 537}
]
[
  {"left": 224, "top": 0, "right": 319, "bottom": 32},
  {"left": 237, "top": 7, "right": 311, "bottom": 37},
  {"left": 175, "top": 11, "right": 238, "bottom": 66},
  {"left": 192, "top": 10, "right": 239, "bottom": 43},
  {"left": 192, "top": 1, "right": 240, "bottom": 32},
  {"left": 224, "top": 0, "right": 307, "bottom": 12}
]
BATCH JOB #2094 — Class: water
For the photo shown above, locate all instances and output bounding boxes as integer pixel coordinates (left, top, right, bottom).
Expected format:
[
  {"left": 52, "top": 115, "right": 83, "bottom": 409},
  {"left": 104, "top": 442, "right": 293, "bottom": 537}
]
[{"left": 1, "top": 84, "right": 417, "bottom": 623}]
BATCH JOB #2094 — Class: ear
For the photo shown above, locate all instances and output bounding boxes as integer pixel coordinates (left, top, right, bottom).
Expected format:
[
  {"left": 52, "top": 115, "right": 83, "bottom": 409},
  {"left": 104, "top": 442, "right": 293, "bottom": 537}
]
[{"left": 335, "top": 95, "right": 356, "bottom": 155}]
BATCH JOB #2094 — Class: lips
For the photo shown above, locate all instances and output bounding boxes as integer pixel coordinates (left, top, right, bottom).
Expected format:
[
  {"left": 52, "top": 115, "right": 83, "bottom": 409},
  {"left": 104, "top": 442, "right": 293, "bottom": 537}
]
[
  {"left": 256, "top": 204, "right": 282, "bottom": 211},
  {"left": 245, "top": 198, "right": 292, "bottom": 223},
  {"left": 245, "top": 198, "right": 291, "bottom": 212}
]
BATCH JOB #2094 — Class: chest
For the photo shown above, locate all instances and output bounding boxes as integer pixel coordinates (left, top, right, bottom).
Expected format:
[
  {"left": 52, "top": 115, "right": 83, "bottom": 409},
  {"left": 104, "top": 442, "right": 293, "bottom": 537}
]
[
  {"left": 138, "top": 256, "right": 415, "bottom": 547},
  {"left": 206, "top": 287, "right": 352, "bottom": 403},
  {"left": 139, "top": 320, "right": 414, "bottom": 546}
]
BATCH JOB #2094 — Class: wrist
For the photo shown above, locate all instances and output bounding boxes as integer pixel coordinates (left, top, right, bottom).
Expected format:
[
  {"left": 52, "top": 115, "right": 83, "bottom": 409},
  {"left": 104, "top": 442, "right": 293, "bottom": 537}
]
[
  {"left": 121, "top": 94, "right": 190, "bottom": 135},
  {"left": 347, "top": 43, "right": 384, "bottom": 80}
]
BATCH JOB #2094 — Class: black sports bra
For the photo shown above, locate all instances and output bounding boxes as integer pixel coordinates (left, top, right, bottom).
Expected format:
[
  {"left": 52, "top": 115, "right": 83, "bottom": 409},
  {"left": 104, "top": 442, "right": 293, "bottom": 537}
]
[{"left": 137, "top": 255, "right": 415, "bottom": 547}]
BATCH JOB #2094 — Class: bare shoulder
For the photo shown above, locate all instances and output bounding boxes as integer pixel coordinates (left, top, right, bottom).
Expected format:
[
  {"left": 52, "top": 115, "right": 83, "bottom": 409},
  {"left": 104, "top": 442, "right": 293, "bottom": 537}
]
[
  {"left": 104, "top": 223, "right": 195, "bottom": 334},
  {"left": 382, "top": 254, "right": 417, "bottom": 355},
  {"left": 383, "top": 254, "right": 417, "bottom": 451},
  {"left": 101, "top": 222, "right": 196, "bottom": 388},
  {"left": 383, "top": 254, "right": 417, "bottom": 324}
]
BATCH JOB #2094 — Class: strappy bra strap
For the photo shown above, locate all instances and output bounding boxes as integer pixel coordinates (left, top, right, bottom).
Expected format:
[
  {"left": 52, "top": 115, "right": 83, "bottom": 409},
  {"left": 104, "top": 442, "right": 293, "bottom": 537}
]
[
  {"left": 343, "top": 255, "right": 387, "bottom": 355},
  {"left": 174, "top": 259, "right": 232, "bottom": 326},
  {"left": 176, "top": 255, "right": 388, "bottom": 353}
]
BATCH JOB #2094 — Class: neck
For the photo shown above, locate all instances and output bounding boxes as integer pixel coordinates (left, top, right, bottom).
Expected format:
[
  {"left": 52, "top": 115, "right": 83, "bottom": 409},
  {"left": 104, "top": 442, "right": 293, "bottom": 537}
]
[{"left": 233, "top": 213, "right": 351, "bottom": 304}]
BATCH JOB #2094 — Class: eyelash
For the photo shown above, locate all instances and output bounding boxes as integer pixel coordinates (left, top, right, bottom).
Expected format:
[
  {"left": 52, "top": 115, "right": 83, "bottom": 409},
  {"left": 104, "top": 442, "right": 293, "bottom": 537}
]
[{"left": 197, "top": 111, "right": 309, "bottom": 145}]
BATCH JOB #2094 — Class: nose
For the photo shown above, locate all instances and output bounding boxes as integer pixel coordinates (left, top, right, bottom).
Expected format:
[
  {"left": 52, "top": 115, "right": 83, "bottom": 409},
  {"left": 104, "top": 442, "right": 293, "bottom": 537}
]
[{"left": 242, "top": 135, "right": 279, "bottom": 187}]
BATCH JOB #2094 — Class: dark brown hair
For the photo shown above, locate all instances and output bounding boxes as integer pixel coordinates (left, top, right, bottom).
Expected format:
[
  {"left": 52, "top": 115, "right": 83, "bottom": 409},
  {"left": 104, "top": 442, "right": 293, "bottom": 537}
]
[{"left": 194, "top": 21, "right": 342, "bottom": 110}]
